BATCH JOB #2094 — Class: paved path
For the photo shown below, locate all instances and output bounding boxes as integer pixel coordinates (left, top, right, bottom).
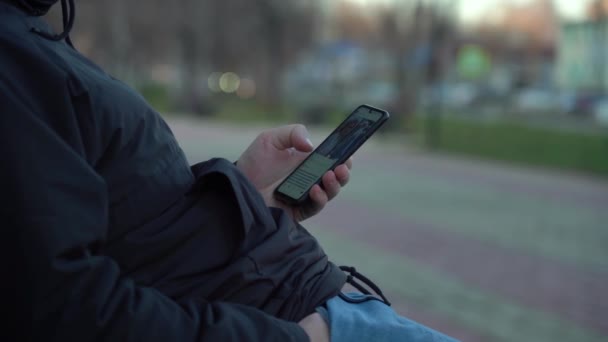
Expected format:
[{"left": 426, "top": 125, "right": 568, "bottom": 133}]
[{"left": 168, "top": 117, "right": 608, "bottom": 342}]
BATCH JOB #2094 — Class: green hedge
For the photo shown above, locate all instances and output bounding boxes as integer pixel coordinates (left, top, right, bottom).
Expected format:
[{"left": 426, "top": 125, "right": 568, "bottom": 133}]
[
  {"left": 414, "top": 116, "right": 608, "bottom": 176},
  {"left": 212, "top": 99, "right": 296, "bottom": 124},
  {"left": 138, "top": 83, "right": 171, "bottom": 113}
]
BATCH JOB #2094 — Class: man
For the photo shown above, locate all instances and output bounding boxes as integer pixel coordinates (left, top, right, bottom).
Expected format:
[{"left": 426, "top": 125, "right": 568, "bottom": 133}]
[{"left": 0, "top": 1, "right": 457, "bottom": 341}]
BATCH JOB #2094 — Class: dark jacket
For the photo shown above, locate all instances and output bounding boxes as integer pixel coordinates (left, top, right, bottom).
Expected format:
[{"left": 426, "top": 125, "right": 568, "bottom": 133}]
[{"left": 0, "top": 2, "right": 345, "bottom": 341}]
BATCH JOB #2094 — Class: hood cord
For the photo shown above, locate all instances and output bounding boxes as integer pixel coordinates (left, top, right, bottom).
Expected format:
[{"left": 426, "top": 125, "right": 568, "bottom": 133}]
[
  {"left": 340, "top": 265, "right": 392, "bottom": 306},
  {"left": 30, "top": 0, "right": 75, "bottom": 47}
]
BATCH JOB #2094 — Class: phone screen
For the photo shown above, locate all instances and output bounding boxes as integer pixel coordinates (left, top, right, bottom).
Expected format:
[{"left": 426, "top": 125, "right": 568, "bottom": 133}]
[{"left": 276, "top": 105, "right": 387, "bottom": 202}]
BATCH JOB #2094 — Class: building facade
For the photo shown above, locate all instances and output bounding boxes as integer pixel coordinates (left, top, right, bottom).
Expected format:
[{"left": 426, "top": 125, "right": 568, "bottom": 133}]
[{"left": 556, "top": 21, "right": 608, "bottom": 92}]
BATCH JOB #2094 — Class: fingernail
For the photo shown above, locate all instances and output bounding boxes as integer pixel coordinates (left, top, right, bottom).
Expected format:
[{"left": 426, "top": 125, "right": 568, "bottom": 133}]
[{"left": 306, "top": 138, "right": 314, "bottom": 148}]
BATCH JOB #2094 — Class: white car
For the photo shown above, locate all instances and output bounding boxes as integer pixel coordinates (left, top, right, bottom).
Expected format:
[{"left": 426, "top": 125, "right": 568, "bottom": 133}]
[{"left": 592, "top": 98, "right": 608, "bottom": 126}]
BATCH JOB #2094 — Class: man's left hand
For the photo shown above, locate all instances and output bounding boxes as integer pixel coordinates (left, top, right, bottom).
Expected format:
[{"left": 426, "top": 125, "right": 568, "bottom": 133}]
[{"left": 236, "top": 124, "right": 352, "bottom": 222}]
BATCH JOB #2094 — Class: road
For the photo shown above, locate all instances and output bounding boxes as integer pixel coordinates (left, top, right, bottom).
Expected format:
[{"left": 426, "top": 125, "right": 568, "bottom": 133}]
[{"left": 168, "top": 116, "right": 608, "bottom": 342}]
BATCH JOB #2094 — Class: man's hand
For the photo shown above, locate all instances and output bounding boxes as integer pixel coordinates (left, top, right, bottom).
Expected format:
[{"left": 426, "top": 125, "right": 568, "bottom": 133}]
[
  {"left": 298, "top": 313, "right": 330, "bottom": 342},
  {"left": 236, "top": 124, "right": 352, "bottom": 222}
]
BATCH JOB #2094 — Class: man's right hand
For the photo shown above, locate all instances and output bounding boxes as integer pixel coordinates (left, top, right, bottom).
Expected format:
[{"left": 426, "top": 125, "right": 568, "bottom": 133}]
[
  {"left": 235, "top": 124, "right": 351, "bottom": 222},
  {"left": 298, "top": 312, "right": 330, "bottom": 342}
]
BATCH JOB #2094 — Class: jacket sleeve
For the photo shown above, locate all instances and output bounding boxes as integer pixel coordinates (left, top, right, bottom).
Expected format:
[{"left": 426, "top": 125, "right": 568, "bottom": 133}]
[{"left": 0, "top": 85, "right": 309, "bottom": 342}]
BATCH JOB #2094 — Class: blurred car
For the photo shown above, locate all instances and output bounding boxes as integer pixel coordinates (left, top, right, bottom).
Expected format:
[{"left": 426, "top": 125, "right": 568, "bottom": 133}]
[
  {"left": 443, "top": 83, "right": 479, "bottom": 108},
  {"left": 513, "top": 88, "right": 562, "bottom": 114},
  {"left": 365, "top": 81, "right": 398, "bottom": 105},
  {"left": 591, "top": 98, "right": 608, "bottom": 126},
  {"left": 567, "top": 92, "right": 606, "bottom": 118},
  {"left": 419, "top": 82, "right": 480, "bottom": 109}
]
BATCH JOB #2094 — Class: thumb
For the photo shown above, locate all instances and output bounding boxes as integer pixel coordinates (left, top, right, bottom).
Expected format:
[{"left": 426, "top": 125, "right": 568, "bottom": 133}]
[{"left": 269, "top": 124, "right": 314, "bottom": 152}]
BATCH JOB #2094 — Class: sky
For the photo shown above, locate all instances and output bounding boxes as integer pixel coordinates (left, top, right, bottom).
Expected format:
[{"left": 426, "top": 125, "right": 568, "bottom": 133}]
[
  {"left": 345, "top": 0, "right": 594, "bottom": 23},
  {"left": 458, "top": 0, "right": 593, "bottom": 22}
]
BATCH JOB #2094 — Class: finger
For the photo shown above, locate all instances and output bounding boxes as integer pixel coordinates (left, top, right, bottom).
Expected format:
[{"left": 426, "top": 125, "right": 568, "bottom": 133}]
[
  {"left": 333, "top": 164, "right": 350, "bottom": 187},
  {"left": 309, "top": 184, "right": 328, "bottom": 210},
  {"left": 300, "top": 184, "right": 329, "bottom": 222},
  {"left": 267, "top": 124, "right": 313, "bottom": 152},
  {"left": 344, "top": 157, "right": 353, "bottom": 170},
  {"left": 321, "top": 171, "right": 340, "bottom": 201}
]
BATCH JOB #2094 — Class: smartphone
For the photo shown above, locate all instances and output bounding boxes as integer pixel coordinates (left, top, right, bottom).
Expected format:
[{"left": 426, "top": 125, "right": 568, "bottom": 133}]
[{"left": 274, "top": 104, "right": 390, "bottom": 205}]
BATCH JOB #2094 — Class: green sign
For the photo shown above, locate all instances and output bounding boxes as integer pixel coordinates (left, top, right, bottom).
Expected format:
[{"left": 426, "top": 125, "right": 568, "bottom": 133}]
[{"left": 457, "top": 44, "right": 491, "bottom": 80}]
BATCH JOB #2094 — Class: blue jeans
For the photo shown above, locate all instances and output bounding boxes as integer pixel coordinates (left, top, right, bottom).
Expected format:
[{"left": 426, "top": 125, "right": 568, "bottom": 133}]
[{"left": 317, "top": 293, "right": 459, "bottom": 342}]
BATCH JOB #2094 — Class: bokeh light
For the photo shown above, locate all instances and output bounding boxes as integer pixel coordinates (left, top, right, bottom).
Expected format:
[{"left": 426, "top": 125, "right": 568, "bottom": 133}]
[
  {"left": 219, "top": 72, "right": 240, "bottom": 93},
  {"left": 207, "top": 72, "right": 222, "bottom": 93}
]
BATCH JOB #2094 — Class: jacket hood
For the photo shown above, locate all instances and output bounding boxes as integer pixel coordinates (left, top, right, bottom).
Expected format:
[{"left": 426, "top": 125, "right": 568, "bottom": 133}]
[
  {"left": 2, "top": 0, "right": 59, "bottom": 16},
  {"left": 1, "top": 0, "right": 76, "bottom": 46}
]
